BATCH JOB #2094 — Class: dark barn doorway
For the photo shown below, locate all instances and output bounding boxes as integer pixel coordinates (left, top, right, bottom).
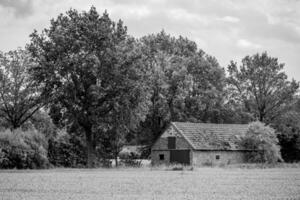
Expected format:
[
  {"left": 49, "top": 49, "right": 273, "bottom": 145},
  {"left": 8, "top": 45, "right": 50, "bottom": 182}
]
[{"left": 170, "top": 150, "right": 190, "bottom": 165}]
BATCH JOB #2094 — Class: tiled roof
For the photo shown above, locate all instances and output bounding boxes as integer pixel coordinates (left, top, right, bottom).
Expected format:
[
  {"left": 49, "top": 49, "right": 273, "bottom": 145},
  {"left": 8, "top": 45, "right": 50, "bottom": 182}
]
[{"left": 172, "top": 122, "right": 248, "bottom": 150}]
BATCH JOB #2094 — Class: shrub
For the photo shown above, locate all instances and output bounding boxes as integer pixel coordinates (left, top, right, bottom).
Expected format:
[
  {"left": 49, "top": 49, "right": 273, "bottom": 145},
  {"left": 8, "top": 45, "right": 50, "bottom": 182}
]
[
  {"left": 0, "top": 128, "right": 49, "bottom": 169},
  {"left": 120, "top": 158, "right": 142, "bottom": 167},
  {"left": 47, "top": 129, "right": 86, "bottom": 167},
  {"left": 240, "top": 121, "right": 282, "bottom": 164},
  {"left": 118, "top": 145, "right": 150, "bottom": 160}
]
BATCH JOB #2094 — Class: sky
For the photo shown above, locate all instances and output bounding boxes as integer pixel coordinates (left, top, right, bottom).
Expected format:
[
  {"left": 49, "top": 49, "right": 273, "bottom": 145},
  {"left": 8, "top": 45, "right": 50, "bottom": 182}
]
[{"left": 0, "top": 0, "right": 299, "bottom": 80}]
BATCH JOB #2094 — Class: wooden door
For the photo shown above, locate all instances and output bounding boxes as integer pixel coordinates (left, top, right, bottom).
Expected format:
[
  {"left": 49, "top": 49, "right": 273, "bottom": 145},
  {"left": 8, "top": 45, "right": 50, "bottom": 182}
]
[{"left": 170, "top": 150, "right": 190, "bottom": 165}]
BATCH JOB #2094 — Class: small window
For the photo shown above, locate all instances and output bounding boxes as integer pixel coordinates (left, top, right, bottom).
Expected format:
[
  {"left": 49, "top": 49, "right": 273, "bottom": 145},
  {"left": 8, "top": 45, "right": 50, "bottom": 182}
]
[
  {"left": 168, "top": 137, "right": 176, "bottom": 149},
  {"left": 159, "top": 154, "right": 165, "bottom": 160},
  {"left": 216, "top": 155, "right": 220, "bottom": 160}
]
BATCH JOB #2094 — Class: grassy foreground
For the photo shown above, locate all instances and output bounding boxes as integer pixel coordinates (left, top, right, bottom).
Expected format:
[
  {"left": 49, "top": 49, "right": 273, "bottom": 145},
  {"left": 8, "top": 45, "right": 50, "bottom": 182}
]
[{"left": 0, "top": 167, "right": 299, "bottom": 200}]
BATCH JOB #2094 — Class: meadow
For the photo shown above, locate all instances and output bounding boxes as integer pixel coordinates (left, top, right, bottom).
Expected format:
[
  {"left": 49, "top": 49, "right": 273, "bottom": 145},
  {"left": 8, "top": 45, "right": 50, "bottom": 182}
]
[{"left": 0, "top": 167, "right": 299, "bottom": 200}]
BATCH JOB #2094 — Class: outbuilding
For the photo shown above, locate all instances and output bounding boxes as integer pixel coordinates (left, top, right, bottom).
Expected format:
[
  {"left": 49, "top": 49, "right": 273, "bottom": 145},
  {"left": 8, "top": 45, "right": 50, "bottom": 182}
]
[{"left": 151, "top": 122, "right": 250, "bottom": 166}]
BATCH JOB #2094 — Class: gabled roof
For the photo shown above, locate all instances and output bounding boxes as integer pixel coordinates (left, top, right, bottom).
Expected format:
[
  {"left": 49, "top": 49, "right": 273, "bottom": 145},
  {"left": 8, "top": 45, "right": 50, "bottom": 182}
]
[{"left": 172, "top": 122, "right": 249, "bottom": 150}]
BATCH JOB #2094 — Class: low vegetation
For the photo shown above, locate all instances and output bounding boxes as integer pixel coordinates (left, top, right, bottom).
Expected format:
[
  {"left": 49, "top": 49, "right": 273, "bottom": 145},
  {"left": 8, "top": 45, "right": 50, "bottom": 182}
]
[
  {"left": 240, "top": 122, "right": 282, "bottom": 164},
  {"left": 0, "top": 129, "right": 49, "bottom": 169},
  {"left": 0, "top": 168, "right": 299, "bottom": 200}
]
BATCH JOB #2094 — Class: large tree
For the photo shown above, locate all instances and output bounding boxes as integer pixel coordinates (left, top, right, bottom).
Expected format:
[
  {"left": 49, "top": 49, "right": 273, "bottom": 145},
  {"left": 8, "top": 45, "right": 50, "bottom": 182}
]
[
  {"left": 184, "top": 53, "right": 226, "bottom": 123},
  {"left": 137, "top": 31, "right": 227, "bottom": 145},
  {"left": 28, "top": 7, "right": 149, "bottom": 167},
  {"left": 227, "top": 52, "right": 299, "bottom": 123},
  {"left": 137, "top": 32, "right": 196, "bottom": 143},
  {"left": 0, "top": 49, "right": 44, "bottom": 129}
]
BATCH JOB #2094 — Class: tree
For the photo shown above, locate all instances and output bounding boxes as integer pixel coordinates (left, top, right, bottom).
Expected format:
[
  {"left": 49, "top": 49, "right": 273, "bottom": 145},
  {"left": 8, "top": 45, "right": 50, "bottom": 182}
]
[
  {"left": 271, "top": 98, "right": 300, "bottom": 162},
  {"left": 137, "top": 31, "right": 229, "bottom": 145},
  {"left": 28, "top": 110, "right": 57, "bottom": 139},
  {"left": 28, "top": 7, "right": 149, "bottom": 167},
  {"left": 184, "top": 53, "right": 226, "bottom": 123},
  {"left": 137, "top": 32, "right": 196, "bottom": 144},
  {"left": 240, "top": 121, "right": 282, "bottom": 163},
  {"left": 227, "top": 52, "right": 299, "bottom": 123},
  {"left": 0, "top": 49, "right": 44, "bottom": 129}
]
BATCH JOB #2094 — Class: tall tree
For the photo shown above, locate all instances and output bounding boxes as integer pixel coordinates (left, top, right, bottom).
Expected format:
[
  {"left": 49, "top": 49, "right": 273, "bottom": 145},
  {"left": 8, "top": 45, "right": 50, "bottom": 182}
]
[
  {"left": 185, "top": 53, "right": 226, "bottom": 123},
  {"left": 28, "top": 7, "right": 149, "bottom": 167},
  {"left": 0, "top": 49, "right": 44, "bottom": 129},
  {"left": 137, "top": 31, "right": 227, "bottom": 145},
  {"left": 138, "top": 32, "right": 195, "bottom": 143},
  {"left": 227, "top": 52, "right": 299, "bottom": 123}
]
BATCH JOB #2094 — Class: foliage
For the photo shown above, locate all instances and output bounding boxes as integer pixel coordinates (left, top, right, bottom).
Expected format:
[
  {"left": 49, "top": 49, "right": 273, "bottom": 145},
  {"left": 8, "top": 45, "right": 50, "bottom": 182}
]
[
  {"left": 240, "top": 121, "right": 282, "bottom": 163},
  {"left": 184, "top": 54, "right": 226, "bottom": 123},
  {"left": 227, "top": 52, "right": 299, "bottom": 123},
  {"left": 47, "top": 129, "right": 86, "bottom": 167},
  {"left": 271, "top": 98, "right": 300, "bottom": 162},
  {"left": 138, "top": 31, "right": 194, "bottom": 143},
  {"left": 21, "top": 110, "right": 57, "bottom": 140},
  {"left": 0, "top": 49, "right": 44, "bottom": 129},
  {"left": 28, "top": 7, "right": 150, "bottom": 167},
  {"left": 120, "top": 158, "right": 142, "bottom": 167},
  {"left": 0, "top": 128, "right": 49, "bottom": 169},
  {"left": 0, "top": 6, "right": 298, "bottom": 168},
  {"left": 137, "top": 31, "right": 227, "bottom": 145},
  {"left": 118, "top": 145, "right": 148, "bottom": 159}
]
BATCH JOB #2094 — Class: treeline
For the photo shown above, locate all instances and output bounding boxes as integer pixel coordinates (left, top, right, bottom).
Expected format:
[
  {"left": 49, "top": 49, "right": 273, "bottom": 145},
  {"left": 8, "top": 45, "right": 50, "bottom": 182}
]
[{"left": 0, "top": 7, "right": 299, "bottom": 168}]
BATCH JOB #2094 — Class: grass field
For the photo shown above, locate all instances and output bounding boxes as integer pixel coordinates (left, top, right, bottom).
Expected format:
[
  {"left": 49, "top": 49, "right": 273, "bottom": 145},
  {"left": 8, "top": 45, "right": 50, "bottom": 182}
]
[{"left": 0, "top": 167, "right": 299, "bottom": 200}]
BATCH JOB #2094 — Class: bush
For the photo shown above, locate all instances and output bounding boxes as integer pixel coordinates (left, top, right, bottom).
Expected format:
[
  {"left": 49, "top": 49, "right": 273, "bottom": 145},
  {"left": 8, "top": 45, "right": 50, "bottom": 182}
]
[
  {"left": 118, "top": 145, "right": 149, "bottom": 160},
  {"left": 47, "top": 129, "right": 86, "bottom": 167},
  {"left": 0, "top": 129, "right": 49, "bottom": 169},
  {"left": 240, "top": 121, "right": 282, "bottom": 164},
  {"left": 120, "top": 158, "right": 142, "bottom": 167}
]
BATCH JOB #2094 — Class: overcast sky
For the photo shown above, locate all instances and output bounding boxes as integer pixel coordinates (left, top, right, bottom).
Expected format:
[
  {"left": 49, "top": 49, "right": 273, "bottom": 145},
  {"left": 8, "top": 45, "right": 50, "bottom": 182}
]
[{"left": 0, "top": 0, "right": 299, "bottom": 80}]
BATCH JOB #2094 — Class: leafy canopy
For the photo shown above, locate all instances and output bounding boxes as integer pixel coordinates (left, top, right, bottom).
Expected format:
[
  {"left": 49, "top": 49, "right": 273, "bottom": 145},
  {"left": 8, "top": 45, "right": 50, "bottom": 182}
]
[
  {"left": 227, "top": 52, "right": 299, "bottom": 123},
  {"left": 0, "top": 49, "right": 44, "bottom": 129},
  {"left": 241, "top": 121, "right": 282, "bottom": 163},
  {"left": 28, "top": 7, "right": 150, "bottom": 167}
]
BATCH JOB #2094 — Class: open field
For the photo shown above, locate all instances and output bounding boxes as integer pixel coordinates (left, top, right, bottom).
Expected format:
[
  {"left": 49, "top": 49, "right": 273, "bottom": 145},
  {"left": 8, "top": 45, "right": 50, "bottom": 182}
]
[{"left": 0, "top": 167, "right": 299, "bottom": 200}]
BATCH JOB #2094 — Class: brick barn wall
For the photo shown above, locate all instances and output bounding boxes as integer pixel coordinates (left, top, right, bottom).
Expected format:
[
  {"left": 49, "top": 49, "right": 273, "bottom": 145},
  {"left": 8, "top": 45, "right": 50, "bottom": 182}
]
[
  {"left": 151, "top": 125, "right": 193, "bottom": 165},
  {"left": 151, "top": 150, "right": 170, "bottom": 165},
  {"left": 192, "top": 150, "right": 246, "bottom": 166},
  {"left": 151, "top": 136, "right": 192, "bottom": 165}
]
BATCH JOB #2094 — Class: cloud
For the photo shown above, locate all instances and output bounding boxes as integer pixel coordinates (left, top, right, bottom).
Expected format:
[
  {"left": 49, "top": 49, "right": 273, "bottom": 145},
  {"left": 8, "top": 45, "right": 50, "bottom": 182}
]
[
  {"left": 167, "top": 8, "right": 210, "bottom": 25},
  {"left": 128, "top": 6, "right": 151, "bottom": 18},
  {"left": 237, "top": 39, "right": 262, "bottom": 49},
  {"left": 0, "top": 0, "right": 34, "bottom": 17},
  {"left": 218, "top": 16, "right": 240, "bottom": 23},
  {"left": 0, "top": 0, "right": 300, "bottom": 80}
]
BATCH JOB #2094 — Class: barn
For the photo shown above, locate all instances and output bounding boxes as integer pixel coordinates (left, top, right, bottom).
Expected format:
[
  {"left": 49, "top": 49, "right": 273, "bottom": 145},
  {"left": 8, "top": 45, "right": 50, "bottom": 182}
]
[{"left": 151, "top": 122, "right": 250, "bottom": 166}]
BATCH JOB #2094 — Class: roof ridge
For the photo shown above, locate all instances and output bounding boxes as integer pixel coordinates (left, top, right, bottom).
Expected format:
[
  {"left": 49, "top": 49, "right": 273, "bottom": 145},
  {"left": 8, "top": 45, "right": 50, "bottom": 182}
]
[{"left": 172, "top": 121, "right": 249, "bottom": 126}]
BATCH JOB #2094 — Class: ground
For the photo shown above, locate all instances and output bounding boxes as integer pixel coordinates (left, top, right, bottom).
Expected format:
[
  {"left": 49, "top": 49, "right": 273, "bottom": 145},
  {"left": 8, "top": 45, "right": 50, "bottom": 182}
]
[{"left": 0, "top": 167, "right": 299, "bottom": 200}]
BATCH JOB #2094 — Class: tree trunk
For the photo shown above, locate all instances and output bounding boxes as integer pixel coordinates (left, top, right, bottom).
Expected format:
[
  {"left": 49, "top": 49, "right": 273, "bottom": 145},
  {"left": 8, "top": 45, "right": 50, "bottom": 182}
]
[
  {"left": 168, "top": 98, "right": 175, "bottom": 121},
  {"left": 85, "top": 129, "right": 96, "bottom": 168},
  {"left": 115, "top": 153, "right": 118, "bottom": 167},
  {"left": 259, "top": 110, "right": 265, "bottom": 122}
]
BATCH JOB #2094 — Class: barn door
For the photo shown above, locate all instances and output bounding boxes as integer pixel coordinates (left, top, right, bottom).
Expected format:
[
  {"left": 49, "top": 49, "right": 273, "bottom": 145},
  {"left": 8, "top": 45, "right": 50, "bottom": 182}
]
[{"left": 170, "top": 150, "right": 190, "bottom": 165}]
